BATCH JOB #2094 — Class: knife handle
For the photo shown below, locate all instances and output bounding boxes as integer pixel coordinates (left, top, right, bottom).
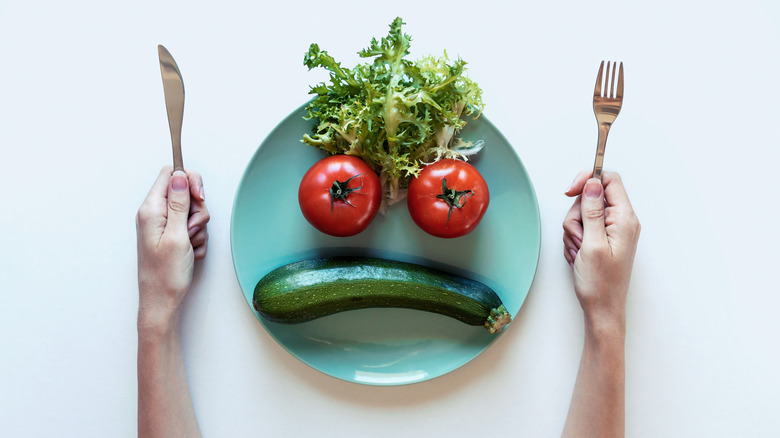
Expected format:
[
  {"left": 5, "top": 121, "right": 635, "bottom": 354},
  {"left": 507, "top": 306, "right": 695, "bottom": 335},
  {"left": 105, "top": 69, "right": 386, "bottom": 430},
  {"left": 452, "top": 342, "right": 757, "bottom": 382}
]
[{"left": 171, "top": 134, "right": 183, "bottom": 172}]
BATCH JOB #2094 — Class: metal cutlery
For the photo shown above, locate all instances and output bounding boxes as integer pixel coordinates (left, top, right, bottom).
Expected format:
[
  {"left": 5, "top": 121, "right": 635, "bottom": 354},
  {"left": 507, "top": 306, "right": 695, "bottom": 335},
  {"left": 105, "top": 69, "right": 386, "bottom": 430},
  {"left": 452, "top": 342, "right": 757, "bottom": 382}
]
[
  {"left": 158, "top": 45, "right": 185, "bottom": 172},
  {"left": 592, "top": 61, "right": 624, "bottom": 181}
]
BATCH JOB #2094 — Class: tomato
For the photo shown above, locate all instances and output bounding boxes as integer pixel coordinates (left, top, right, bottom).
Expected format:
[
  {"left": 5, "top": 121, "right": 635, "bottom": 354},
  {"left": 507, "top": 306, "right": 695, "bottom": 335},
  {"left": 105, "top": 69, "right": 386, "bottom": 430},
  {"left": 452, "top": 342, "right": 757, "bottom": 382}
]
[
  {"left": 298, "top": 155, "right": 382, "bottom": 237},
  {"left": 407, "top": 159, "right": 489, "bottom": 238}
]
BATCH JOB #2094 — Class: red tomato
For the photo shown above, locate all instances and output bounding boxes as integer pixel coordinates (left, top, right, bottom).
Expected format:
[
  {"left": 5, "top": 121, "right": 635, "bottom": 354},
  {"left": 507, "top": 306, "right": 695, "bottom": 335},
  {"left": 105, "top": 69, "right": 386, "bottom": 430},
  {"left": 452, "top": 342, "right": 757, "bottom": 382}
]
[
  {"left": 407, "top": 159, "right": 489, "bottom": 238},
  {"left": 298, "top": 155, "right": 382, "bottom": 237}
]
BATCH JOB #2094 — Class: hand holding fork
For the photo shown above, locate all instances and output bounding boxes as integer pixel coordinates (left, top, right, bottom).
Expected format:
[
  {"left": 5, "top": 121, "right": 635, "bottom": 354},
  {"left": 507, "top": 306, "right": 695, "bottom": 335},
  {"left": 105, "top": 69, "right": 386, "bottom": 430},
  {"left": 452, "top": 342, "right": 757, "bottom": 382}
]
[{"left": 561, "top": 61, "right": 638, "bottom": 435}]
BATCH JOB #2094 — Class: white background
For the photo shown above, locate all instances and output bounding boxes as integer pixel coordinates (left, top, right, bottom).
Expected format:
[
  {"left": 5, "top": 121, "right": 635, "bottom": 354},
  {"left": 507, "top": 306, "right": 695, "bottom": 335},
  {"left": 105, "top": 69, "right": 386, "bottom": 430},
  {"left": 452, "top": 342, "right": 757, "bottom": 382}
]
[{"left": 2, "top": 0, "right": 779, "bottom": 436}]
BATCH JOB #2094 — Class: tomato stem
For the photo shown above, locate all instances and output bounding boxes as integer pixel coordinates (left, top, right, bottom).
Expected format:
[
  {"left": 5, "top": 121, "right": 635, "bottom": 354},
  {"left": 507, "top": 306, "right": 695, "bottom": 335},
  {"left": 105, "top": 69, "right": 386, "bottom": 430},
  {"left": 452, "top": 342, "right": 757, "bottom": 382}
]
[
  {"left": 329, "top": 174, "right": 364, "bottom": 212},
  {"left": 436, "top": 178, "right": 474, "bottom": 226}
]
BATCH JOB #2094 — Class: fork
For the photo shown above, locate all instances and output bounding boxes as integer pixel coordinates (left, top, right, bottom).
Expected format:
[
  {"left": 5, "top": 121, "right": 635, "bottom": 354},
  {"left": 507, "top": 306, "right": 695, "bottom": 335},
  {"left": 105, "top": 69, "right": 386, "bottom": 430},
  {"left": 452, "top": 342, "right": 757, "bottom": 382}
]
[{"left": 592, "top": 61, "right": 624, "bottom": 181}]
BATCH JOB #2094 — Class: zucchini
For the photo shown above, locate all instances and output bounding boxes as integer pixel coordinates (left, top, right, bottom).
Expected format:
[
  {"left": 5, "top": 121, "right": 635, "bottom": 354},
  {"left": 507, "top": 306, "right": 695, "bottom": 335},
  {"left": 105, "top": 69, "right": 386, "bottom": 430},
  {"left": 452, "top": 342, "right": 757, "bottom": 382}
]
[{"left": 253, "top": 256, "right": 511, "bottom": 334}]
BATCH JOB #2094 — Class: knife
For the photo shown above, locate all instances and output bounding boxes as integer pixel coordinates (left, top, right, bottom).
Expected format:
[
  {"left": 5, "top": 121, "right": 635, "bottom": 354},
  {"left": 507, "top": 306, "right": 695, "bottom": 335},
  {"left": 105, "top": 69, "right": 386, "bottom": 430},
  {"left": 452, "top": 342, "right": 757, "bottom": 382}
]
[{"left": 158, "top": 45, "right": 185, "bottom": 172}]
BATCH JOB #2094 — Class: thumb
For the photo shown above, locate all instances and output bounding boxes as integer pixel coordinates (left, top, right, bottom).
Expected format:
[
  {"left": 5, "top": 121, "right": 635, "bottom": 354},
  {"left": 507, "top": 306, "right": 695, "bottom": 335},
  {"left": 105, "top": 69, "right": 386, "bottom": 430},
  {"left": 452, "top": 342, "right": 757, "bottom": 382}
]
[
  {"left": 167, "top": 170, "right": 191, "bottom": 230},
  {"left": 580, "top": 178, "right": 607, "bottom": 246}
]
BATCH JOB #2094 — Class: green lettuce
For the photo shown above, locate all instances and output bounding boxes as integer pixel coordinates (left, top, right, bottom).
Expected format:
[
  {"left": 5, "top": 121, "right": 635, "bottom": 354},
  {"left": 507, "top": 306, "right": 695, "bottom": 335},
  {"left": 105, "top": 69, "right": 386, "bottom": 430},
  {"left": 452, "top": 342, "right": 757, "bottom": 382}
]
[{"left": 302, "top": 17, "right": 485, "bottom": 208}]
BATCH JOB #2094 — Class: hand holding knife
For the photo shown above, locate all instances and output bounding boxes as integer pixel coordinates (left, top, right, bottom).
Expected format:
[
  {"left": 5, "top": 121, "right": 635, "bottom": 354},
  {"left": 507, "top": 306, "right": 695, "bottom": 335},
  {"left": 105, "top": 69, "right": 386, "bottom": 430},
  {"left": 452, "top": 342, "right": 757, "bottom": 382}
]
[
  {"left": 136, "top": 46, "right": 209, "bottom": 438},
  {"left": 156, "top": 44, "right": 208, "bottom": 243}
]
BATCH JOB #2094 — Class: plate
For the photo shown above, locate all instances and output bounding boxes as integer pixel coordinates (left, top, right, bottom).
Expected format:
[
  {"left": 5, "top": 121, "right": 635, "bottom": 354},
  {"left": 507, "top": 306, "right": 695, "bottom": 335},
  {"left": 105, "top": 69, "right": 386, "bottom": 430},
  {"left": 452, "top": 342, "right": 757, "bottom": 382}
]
[{"left": 231, "top": 102, "right": 541, "bottom": 386}]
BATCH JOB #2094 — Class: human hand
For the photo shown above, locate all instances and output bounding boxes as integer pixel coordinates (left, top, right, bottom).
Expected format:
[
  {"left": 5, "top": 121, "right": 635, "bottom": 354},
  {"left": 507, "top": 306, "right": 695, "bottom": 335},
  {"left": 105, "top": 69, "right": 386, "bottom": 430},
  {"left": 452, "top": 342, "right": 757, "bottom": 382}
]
[
  {"left": 136, "top": 166, "right": 210, "bottom": 328},
  {"left": 563, "top": 171, "right": 640, "bottom": 335}
]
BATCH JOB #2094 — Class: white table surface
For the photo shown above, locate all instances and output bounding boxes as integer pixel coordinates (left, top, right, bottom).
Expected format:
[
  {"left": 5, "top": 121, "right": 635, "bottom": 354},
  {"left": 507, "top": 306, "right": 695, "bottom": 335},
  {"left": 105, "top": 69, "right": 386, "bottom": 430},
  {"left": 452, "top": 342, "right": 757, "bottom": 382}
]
[{"left": 2, "top": 1, "right": 779, "bottom": 436}]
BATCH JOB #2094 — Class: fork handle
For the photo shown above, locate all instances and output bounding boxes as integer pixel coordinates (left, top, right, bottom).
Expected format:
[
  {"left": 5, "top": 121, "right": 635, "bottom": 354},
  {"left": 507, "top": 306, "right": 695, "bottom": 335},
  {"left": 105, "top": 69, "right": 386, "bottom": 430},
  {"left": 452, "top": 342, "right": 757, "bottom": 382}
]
[{"left": 592, "top": 123, "right": 611, "bottom": 181}]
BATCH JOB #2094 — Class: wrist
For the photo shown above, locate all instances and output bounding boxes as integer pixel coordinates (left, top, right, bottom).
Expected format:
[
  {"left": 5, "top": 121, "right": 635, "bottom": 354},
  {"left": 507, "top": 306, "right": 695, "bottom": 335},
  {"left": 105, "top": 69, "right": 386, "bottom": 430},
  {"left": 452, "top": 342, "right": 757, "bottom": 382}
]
[
  {"left": 138, "top": 304, "right": 181, "bottom": 338},
  {"left": 137, "top": 280, "right": 185, "bottom": 332},
  {"left": 584, "top": 311, "right": 626, "bottom": 341}
]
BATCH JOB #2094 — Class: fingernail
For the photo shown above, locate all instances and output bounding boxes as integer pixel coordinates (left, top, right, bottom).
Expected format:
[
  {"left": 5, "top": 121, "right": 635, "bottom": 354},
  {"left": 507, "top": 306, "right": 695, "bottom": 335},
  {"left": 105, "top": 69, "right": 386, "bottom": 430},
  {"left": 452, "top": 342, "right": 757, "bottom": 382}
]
[
  {"left": 199, "top": 183, "right": 205, "bottom": 201},
  {"left": 189, "top": 226, "right": 200, "bottom": 237},
  {"left": 569, "top": 248, "right": 577, "bottom": 260},
  {"left": 565, "top": 176, "right": 577, "bottom": 193},
  {"left": 583, "top": 179, "right": 603, "bottom": 199},
  {"left": 172, "top": 171, "right": 188, "bottom": 192}
]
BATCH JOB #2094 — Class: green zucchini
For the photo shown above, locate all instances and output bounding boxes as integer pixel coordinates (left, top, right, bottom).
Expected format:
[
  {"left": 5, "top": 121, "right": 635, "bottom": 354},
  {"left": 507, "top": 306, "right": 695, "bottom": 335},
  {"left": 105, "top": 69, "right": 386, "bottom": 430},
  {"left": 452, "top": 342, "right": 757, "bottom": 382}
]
[{"left": 253, "top": 256, "right": 511, "bottom": 334}]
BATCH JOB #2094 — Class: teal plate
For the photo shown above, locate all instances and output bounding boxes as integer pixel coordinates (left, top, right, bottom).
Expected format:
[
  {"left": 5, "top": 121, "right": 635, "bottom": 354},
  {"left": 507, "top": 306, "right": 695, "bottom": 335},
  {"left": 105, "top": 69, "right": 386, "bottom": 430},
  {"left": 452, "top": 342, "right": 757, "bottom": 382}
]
[{"left": 231, "top": 103, "right": 541, "bottom": 386}]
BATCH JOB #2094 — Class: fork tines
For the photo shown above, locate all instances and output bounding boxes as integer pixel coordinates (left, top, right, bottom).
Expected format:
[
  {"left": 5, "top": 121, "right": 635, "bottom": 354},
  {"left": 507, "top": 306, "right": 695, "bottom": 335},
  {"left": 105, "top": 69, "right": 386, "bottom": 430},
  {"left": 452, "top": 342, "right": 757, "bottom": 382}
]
[{"left": 595, "top": 60, "right": 624, "bottom": 99}]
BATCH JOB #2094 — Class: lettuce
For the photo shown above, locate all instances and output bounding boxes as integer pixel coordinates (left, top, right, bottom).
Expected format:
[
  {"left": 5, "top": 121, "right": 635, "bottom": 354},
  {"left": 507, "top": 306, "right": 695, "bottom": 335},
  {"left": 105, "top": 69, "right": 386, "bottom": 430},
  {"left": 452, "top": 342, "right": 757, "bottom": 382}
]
[{"left": 302, "top": 17, "right": 485, "bottom": 208}]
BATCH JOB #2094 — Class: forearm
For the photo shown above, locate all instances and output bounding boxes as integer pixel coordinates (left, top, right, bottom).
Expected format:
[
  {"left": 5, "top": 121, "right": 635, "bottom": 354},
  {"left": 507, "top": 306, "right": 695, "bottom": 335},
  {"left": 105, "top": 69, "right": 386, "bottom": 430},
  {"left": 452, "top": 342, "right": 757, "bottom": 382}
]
[
  {"left": 137, "top": 312, "right": 202, "bottom": 438},
  {"left": 561, "top": 320, "right": 626, "bottom": 438}
]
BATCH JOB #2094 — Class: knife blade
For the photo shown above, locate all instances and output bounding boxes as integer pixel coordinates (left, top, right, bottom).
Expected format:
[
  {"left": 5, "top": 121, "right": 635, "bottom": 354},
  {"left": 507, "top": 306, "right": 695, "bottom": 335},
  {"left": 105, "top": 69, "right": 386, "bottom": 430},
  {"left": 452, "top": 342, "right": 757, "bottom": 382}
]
[{"left": 158, "top": 45, "right": 185, "bottom": 172}]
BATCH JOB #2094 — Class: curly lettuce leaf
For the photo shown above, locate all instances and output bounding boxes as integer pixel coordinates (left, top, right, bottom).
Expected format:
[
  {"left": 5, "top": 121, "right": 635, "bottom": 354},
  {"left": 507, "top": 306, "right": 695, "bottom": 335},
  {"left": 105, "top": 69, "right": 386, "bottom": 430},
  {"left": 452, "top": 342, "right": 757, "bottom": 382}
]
[{"left": 302, "top": 17, "right": 484, "bottom": 207}]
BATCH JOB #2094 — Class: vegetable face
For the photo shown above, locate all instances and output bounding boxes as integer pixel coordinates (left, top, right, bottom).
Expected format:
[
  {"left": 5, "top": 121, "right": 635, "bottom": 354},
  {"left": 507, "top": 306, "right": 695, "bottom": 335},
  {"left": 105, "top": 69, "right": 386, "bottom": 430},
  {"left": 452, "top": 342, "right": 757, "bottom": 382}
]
[
  {"left": 407, "top": 159, "right": 489, "bottom": 238},
  {"left": 253, "top": 257, "right": 512, "bottom": 334},
  {"left": 298, "top": 155, "right": 381, "bottom": 237},
  {"left": 302, "top": 17, "right": 485, "bottom": 208}
]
